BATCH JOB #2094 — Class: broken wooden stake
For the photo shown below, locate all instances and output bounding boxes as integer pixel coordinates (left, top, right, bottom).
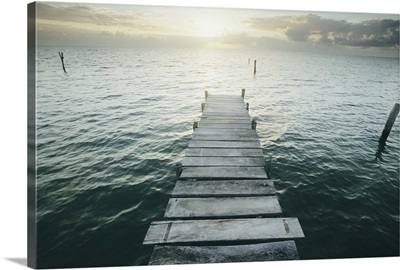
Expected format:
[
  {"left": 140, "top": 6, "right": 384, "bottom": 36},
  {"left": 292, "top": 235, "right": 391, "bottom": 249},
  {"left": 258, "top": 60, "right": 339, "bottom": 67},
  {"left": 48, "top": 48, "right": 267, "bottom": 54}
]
[
  {"left": 58, "top": 52, "right": 67, "bottom": 73},
  {"left": 379, "top": 103, "right": 399, "bottom": 146},
  {"left": 265, "top": 157, "right": 272, "bottom": 179},
  {"left": 193, "top": 121, "right": 199, "bottom": 131},
  {"left": 251, "top": 119, "right": 257, "bottom": 130},
  {"left": 175, "top": 163, "right": 182, "bottom": 178}
]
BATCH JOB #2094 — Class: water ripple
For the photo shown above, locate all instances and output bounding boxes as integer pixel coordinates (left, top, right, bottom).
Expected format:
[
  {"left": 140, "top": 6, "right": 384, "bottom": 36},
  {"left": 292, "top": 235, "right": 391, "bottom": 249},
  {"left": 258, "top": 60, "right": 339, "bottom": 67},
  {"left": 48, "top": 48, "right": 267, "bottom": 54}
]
[{"left": 35, "top": 47, "right": 399, "bottom": 267}]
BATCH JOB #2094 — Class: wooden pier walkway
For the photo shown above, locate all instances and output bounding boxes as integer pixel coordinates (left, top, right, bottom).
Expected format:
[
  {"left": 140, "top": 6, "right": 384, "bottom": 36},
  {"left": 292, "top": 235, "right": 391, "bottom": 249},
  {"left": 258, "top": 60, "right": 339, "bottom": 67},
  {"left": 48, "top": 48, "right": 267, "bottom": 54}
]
[{"left": 143, "top": 91, "right": 304, "bottom": 265}]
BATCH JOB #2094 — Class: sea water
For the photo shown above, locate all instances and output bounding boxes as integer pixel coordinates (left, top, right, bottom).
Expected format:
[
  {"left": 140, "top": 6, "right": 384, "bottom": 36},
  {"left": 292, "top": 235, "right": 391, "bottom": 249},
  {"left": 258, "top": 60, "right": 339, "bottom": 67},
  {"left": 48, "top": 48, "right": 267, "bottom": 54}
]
[{"left": 35, "top": 46, "right": 399, "bottom": 268}]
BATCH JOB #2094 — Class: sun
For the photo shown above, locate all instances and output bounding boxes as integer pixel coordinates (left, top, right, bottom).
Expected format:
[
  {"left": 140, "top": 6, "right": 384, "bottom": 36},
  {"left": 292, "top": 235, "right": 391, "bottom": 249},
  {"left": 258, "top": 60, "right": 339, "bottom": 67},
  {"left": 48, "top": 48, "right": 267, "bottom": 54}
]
[{"left": 191, "top": 20, "right": 225, "bottom": 38}]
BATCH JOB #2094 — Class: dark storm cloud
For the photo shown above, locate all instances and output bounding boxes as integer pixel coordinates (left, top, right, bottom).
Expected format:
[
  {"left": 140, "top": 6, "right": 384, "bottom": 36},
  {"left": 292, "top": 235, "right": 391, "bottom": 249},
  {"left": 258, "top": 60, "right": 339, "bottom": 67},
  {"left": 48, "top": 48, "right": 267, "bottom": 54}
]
[{"left": 245, "top": 14, "right": 399, "bottom": 48}]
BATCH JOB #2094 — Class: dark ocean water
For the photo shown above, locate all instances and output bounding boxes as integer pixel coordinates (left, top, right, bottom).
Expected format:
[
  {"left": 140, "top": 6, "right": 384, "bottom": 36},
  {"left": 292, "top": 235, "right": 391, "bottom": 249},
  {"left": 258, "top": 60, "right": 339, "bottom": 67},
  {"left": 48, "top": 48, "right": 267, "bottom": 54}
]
[{"left": 35, "top": 46, "right": 399, "bottom": 268}]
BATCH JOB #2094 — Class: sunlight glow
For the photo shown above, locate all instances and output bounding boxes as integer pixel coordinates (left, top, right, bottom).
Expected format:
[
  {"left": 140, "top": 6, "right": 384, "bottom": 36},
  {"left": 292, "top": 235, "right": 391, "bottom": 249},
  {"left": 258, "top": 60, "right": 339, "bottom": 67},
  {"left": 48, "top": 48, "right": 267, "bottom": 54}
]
[{"left": 191, "top": 19, "right": 226, "bottom": 37}]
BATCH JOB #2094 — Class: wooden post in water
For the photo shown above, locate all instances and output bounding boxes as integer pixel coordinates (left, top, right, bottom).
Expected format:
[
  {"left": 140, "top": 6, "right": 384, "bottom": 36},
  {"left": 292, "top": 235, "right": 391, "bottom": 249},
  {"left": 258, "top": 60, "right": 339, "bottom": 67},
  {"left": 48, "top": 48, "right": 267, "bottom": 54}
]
[
  {"left": 201, "top": 103, "right": 206, "bottom": 112},
  {"left": 241, "top": 89, "right": 245, "bottom": 98},
  {"left": 265, "top": 157, "right": 272, "bottom": 179},
  {"left": 251, "top": 119, "right": 257, "bottom": 130},
  {"left": 254, "top": 60, "right": 257, "bottom": 74},
  {"left": 58, "top": 52, "right": 67, "bottom": 73},
  {"left": 205, "top": 90, "right": 209, "bottom": 99},
  {"left": 379, "top": 103, "right": 400, "bottom": 145},
  {"left": 175, "top": 163, "right": 182, "bottom": 177},
  {"left": 246, "top": 103, "right": 249, "bottom": 111},
  {"left": 193, "top": 121, "right": 199, "bottom": 131}
]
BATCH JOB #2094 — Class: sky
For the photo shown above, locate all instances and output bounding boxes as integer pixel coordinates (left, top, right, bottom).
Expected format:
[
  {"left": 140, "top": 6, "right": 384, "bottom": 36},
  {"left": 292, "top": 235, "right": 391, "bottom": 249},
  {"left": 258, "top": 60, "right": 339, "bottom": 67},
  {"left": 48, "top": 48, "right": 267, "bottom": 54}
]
[{"left": 35, "top": 1, "right": 399, "bottom": 57}]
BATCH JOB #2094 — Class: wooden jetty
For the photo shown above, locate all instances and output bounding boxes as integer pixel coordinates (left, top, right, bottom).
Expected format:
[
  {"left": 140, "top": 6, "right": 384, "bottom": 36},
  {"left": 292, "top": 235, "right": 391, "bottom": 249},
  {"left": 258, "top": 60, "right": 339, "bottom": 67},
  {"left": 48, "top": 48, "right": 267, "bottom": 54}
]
[{"left": 143, "top": 91, "right": 304, "bottom": 265}]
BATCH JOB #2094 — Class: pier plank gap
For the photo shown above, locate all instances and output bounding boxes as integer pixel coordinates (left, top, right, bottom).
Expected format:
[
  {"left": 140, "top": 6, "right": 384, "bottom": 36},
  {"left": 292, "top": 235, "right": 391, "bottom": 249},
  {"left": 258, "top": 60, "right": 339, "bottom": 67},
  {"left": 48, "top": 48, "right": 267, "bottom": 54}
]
[{"left": 143, "top": 91, "right": 305, "bottom": 264}]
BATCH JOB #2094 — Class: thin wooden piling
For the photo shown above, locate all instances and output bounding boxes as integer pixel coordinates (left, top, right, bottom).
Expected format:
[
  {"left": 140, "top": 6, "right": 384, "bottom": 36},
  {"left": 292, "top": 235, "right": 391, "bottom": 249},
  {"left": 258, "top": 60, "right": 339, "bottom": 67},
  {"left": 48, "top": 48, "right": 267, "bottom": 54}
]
[
  {"left": 205, "top": 90, "right": 209, "bottom": 99},
  {"left": 379, "top": 103, "right": 399, "bottom": 145},
  {"left": 201, "top": 103, "right": 206, "bottom": 112},
  {"left": 265, "top": 157, "right": 272, "bottom": 179},
  {"left": 246, "top": 102, "right": 249, "bottom": 111},
  {"left": 58, "top": 52, "right": 67, "bottom": 73},
  {"left": 253, "top": 60, "right": 257, "bottom": 74},
  {"left": 251, "top": 118, "right": 257, "bottom": 130},
  {"left": 175, "top": 163, "right": 182, "bottom": 177},
  {"left": 193, "top": 121, "right": 199, "bottom": 130},
  {"left": 241, "top": 88, "right": 245, "bottom": 98}
]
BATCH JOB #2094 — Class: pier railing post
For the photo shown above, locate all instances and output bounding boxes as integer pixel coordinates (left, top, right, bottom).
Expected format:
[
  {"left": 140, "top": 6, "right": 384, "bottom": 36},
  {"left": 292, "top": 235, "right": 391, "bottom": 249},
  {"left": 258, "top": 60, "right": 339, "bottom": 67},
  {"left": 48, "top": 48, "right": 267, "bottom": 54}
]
[
  {"left": 201, "top": 103, "right": 206, "bottom": 112},
  {"left": 251, "top": 118, "right": 257, "bottom": 130},
  {"left": 379, "top": 103, "right": 399, "bottom": 145},
  {"left": 175, "top": 163, "right": 182, "bottom": 177},
  {"left": 265, "top": 157, "right": 272, "bottom": 179},
  {"left": 246, "top": 103, "right": 249, "bottom": 111},
  {"left": 205, "top": 90, "right": 209, "bottom": 99},
  {"left": 193, "top": 121, "right": 199, "bottom": 131},
  {"left": 241, "top": 89, "right": 245, "bottom": 98}
]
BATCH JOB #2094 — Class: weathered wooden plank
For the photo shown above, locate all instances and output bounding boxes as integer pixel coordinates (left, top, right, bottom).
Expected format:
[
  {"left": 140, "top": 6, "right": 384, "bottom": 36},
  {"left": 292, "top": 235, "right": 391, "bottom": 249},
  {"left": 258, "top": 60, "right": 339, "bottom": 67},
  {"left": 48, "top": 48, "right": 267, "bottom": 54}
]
[
  {"left": 200, "top": 119, "right": 251, "bottom": 124},
  {"left": 148, "top": 241, "right": 299, "bottom": 265},
  {"left": 205, "top": 103, "right": 244, "bottom": 107},
  {"left": 207, "top": 95, "right": 243, "bottom": 98},
  {"left": 203, "top": 104, "right": 247, "bottom": 108},
  {"left": 199, "top": 123, "right": 251, "bottom": 129},
  {"left": 203, "top": 108, "right": 250, "bottom": 113},
  {"left": 205, "top": 99, "right": 243, "bottom": 102},
  {"left": 206, "top": 99, "right": 243, "bottom": 103},
  {"left": 204, "top": 103, "right": 245, "bottom": 108},
  {"left": 182, "top": 157, "right": 265, "bottom": 167},
  {"left": 172, "top": 180, "right": 275, "bottom": 197},
  {"left": 207, "top": 95, "right": 242, "bottom": 98},
  {"left": 194, "top": 128, "right": 256, "bottom": 135},
  {"left": 143, "top": 217, "right": 305, "bottom": 245},
  {"left": 164, "top": 196, "right": 281, "bottom": 218},
  {"left": 180, "top": 166, "right": 268, "bottom": 179},
  {"left": 207, "top": 95, "right": 243, "bottom": 100},
  {"left": 203, "top": 108, "right": 248, "bottom": 114},
  {"left": 200, "top": 116, "right": 250, "bottom": 120},
  {"left": 203, "top": 112, "right": 250, "bottom": 117},
  {"left": 188, "top": 140, "right": 262, "bottom": 149},
  {"left": 192, "top": 134, "right": 259, "bottom": 141},
  {"left": 185, "top": 148, "right": 263, "bottom": 157},
  {"left": 205, "top": 100, "right": 244, "bottom": 104},
  {"left": 193, "top": 131, "right": 258, "bottom": 140},
  {"left": 204, "top": 104, "right": 245, "bottom": 108},
  {"left": 204, "top": 104, "right": 245, "bottom": 109}
]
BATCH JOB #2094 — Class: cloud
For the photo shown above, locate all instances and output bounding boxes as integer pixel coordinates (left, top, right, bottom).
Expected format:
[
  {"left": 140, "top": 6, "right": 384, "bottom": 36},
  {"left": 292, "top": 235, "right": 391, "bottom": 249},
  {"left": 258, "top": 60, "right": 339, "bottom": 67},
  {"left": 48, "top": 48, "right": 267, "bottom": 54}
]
[
  {"left": 216, "top": 31, "right": 256, "bottom": 47},
  {"left": 37, "top": 20, "right": 210, "bottom": 48},
  {"left": 245, "top": 14, "right": 399, "bottom": 48},
  {"left": 36, "top": 3, "right": 165, "bottom": 33},
  {"left": 38, "top": 3, "right": 121, "bottom": 26},
  {"left": 36, "top": 2, "right": 195, "bottom": 48},
  {"left": 35, "top": 3, "right": 399, "bottom": 56}
]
